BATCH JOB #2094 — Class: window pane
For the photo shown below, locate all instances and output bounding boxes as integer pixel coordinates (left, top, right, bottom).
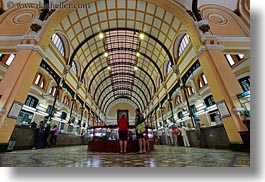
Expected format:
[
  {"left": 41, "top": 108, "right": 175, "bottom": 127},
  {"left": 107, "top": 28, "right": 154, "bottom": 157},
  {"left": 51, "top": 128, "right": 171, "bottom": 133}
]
[
  {"left": 71, "top": 62, "right": 77, "bottom": 75},
  {"left": 6, "top": 54, "right": 15, "bottom": 66},
  {"left": 35, "top": 74, "right": 41, "bottom": 85},
  {"left": 48, "top": 88, "right": 52, "bottom": 94},
  {"left": 166, "top": 62, "right": 171, "bottom": 75},
  {"left": 40, "top": 80, "right": 44, "bottom": 88},
  {"left": 178, "top": 34, "right": 190, "bottom": 57},
  {"left": 241, "top": 80, "right": 250, "bottom": 91},
  {"left": 238, "top": 54, "right": 244, "bottom": 59},
  {"left": 51, "top": 34, "right": 65, "bottom": 57},
  {"left": 225, "top": 54, "right": 235, "bottom": 66},
  {"left": 202, "top": 74, "right": 208, "bottom": 84},
  {"left": 53, "top": 88, "right": 56, "bottom": 96},
  {"left": 199, "top": 80, "right": 203, "bottom": 88}
]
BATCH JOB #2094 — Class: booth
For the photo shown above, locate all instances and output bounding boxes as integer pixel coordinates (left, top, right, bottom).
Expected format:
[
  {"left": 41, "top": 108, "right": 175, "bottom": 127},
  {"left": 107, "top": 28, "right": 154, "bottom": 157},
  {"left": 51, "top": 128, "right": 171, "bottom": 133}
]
[{"left": 87, "top": 125, "right": 154, "bottom": 153}]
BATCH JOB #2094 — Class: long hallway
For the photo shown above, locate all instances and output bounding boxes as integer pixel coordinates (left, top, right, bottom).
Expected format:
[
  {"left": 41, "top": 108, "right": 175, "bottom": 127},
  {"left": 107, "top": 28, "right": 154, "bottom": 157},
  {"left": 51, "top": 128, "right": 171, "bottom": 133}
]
[{"left": 0, "top": 145, "right": 250, "bottom": 167}]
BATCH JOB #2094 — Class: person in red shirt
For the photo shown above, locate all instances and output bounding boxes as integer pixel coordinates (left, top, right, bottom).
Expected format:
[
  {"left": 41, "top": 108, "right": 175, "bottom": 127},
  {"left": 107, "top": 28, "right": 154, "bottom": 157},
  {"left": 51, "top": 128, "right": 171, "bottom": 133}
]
[{"left": 118, "top": 113, "right": 129, "bottom": 153}]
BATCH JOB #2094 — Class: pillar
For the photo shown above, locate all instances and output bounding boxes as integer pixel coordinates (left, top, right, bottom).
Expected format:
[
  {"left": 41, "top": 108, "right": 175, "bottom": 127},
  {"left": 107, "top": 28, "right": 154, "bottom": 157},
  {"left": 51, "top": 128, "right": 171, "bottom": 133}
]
[
  {"left": 197, "top": 46, "right": 247, "bottom": 145},
  {"left": 0, "top": 49, "right": 43, "bottom": 147}
]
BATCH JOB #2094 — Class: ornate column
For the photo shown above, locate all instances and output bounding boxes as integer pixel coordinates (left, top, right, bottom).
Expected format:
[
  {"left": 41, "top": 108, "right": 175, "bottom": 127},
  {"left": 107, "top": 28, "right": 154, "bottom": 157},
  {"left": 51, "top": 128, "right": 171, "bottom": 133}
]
[
  {"left": 194, "top": 21, "right": 248, "bottom": 145},
  {"left": 0, "top": 36, "right": 44, "bottom": 145},
  {"left": 172, "top": 65, "right": 195, "bottom": 128}
]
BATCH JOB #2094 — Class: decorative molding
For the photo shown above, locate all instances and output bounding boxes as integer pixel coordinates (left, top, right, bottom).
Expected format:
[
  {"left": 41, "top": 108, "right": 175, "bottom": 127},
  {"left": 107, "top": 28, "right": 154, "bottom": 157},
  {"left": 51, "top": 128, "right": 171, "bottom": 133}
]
[
  {"left": 13, "top": 12, "right": 33, "bottom": 24},
  {"left": 0, "top": 35, "right": 24, "bottom": 41},
  {"left": 196, "top": 44, "right": 224, "bottom": 59},
  {"left": 197, "top": 20, "right": 211, "bottom": 33},
  {"left": 217, "top": 37, "right": 250, "bottom": 42},
  {"left": 15, "top": 44, "right": 47, "bottom": 58}
]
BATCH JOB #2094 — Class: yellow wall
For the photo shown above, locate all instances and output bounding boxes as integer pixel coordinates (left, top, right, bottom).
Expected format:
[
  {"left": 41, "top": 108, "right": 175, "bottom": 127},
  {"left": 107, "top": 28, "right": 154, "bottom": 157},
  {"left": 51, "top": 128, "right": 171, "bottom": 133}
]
[{"left": 108, "top": 102, "right": 136, "bottom": 119}]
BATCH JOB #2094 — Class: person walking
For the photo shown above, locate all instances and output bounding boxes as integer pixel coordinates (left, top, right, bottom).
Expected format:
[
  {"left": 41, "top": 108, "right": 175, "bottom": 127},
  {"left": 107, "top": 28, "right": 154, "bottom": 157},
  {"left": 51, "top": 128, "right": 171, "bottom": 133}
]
[
  {"left": 35, "top": 121, "right": 45, "bottom": 149},
  {"left": 118, "top": 113, "right": 129, "bottom": 153},
  {"left": 165, "top": 126, "right": 173, "bottom": 145},
  {"left": 135, "top": 108, "right": 146, "bottom": 154},
  {"left": 180, "top": 124, "right": 190, "bottom": 147},
  {"left": 195, "top": 121, "right": 202, "bottom": 147},
  {"left": 51, "top": 124, "right": 59, "bottom": 147},
  {"left": 43, "top": 122, "right": 51, "bottom": 148},
  {"left": 172, "top": 126, "right": 180, "bottom": 146}
]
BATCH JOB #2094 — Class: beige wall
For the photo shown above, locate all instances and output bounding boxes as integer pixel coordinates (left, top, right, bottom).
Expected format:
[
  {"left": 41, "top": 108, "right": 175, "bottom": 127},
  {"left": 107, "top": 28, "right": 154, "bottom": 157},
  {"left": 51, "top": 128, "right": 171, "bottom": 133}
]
[{"left": 107, "top": 102, "right": 136, "bottom": 122}]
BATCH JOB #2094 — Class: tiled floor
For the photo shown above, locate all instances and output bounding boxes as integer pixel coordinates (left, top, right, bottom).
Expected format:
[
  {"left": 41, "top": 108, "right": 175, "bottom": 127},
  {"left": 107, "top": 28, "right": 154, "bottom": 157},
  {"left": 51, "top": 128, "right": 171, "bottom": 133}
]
[{"left": 0, "top": 145, "right": 250, "bottom": 167}]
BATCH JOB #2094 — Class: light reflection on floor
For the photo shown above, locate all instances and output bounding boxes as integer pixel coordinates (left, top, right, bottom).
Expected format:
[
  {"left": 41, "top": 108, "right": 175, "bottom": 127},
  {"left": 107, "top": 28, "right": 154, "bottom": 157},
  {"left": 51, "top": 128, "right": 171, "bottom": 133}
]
[{"left": 0, "top": 145, "right": 250, "bottom": 167}]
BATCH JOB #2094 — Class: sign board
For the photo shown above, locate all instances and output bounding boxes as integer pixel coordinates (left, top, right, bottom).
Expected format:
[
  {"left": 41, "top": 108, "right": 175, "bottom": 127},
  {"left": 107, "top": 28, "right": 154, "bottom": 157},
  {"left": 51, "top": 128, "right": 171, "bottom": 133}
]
[
  {"left": 216, "top": 100, "right": 231, "bottom": 118},
  {"left": 7, "top": 101, "right": 23, "bottom": 119}
]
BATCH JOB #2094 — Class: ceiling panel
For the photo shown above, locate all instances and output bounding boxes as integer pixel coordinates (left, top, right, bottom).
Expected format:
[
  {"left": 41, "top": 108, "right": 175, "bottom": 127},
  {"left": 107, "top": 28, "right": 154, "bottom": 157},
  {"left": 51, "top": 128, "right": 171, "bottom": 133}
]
[{"left": 56, "top": 0, "right": 183, "bottom": 114}]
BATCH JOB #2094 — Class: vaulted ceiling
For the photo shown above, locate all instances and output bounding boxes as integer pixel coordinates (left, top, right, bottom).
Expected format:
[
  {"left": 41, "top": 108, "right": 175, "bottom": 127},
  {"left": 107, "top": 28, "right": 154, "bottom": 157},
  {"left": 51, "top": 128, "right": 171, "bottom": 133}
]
[{"left": 51, "top": 0, "right": 238, "bottom": 115}]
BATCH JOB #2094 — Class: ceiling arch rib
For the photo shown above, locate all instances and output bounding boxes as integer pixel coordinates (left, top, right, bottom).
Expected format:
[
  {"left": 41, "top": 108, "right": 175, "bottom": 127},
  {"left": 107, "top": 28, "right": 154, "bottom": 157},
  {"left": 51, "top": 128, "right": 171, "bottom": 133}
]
[
  {"left": 69, "top": 28, "right": 173, "bottom": 73},
  {"left": 97, "top": 81, "right": 150, "bottom": 106},
  {"left": 57, "top": 0, "right": 186, "bottom": 115},
  {"left": 69, "top": 29, "right": 172, "bottom": 116},
  {"left": 86, "top": 51, "right": 162, "bottom": 94},
  {"left": 93, "top": 72, "right": 152, "bottom": 105},
  {"left": 103, "top": 95, "right": 143, "bottom": 115},
  {"left": 104, "top": 97, "right": 140, "bottom": 115},
  {"left": 77, "top": 35, "right": 167, "bottom": 92},
  {"left": 100, "top": 87, "right": 145, "bottom": 112},
  {"left": 92, "top": 64, "right": 153, "bottom": 99}
]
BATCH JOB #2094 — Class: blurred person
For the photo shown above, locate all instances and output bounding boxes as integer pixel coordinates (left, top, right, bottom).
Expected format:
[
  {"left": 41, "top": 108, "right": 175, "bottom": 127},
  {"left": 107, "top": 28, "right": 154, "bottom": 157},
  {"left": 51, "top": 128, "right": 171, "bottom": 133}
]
[
  {"left": 118, "top": 113, "right": 129, "bottom": 153},
  {"left": 135, "top": 108, "right": 146, "bottom": 154}
]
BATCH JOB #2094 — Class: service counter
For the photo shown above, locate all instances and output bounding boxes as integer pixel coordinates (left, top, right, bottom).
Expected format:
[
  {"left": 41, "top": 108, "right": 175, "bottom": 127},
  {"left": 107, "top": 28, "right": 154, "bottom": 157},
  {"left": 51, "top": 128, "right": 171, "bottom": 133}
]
[
  {"left": 87, "top": 125, "right": 154, "bottom": 153},
  {"left": 5, "top": 125, "right": 86, "bottom": 151}
]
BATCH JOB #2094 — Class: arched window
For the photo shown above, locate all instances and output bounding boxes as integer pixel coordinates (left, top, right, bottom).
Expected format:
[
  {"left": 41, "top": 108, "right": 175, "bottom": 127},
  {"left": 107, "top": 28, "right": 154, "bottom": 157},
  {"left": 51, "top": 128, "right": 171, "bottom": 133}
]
[
  {"left": 175, "top": 95, "right": 182, "bottom": 106},
  {"left": 225, "top": 53, "right": 245, "bottom": 67},
  {"left": 73, "top": 102, "right": 78, "bottom": 112},
  {"left": 156, "top": 76, "right": 161, "bottom": 89},
  {"left": 0, "top": 54, "right": 16, "bottom": 66},
  {"left": 152, "top": 85, "right": 155, "bottom": 96},
  {"left": 82, "top": 77, "right": 87, "bottom": 88},
  {"left": 198, "top": 73, "right": 208, "bottom": 88},
  {"left": 48, "top": 86, "right": 57, "bottom": 96},
  {"left": 51, "top": 34, "right": 65, "bottom": 57},
  {"left": 186, "top": 86, "right": 194, "bottom": 96},
  {"left": 71, "top": 60, "right": 81, "bottom": 77},
  {"left": 178, "top": 34, "right": 190, "bottom": 57},
  {"left": 163, "top": 60, "right": 171, "bottom": 76},
  {"left": 71, "top": 61, "right": 77, "bottom": 75},
  {"left": 34, "top": 73, "right": 46, "bottom": 89},
  {"left": 166, "top": 102, "right": 171, "bottom": 112},
  {"left": 63, "top": 95, "right": 70, "bottom": 106},
  {"left": 48, "top": 85, "right": 60, "bottom": 99}
]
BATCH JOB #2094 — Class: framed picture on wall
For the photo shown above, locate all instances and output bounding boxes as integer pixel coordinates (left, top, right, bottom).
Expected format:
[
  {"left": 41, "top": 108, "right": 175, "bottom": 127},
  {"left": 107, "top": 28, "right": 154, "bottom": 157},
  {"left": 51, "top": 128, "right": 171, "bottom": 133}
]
[{"left": 117, "top": 110, "right": 129, "bottom": 122}]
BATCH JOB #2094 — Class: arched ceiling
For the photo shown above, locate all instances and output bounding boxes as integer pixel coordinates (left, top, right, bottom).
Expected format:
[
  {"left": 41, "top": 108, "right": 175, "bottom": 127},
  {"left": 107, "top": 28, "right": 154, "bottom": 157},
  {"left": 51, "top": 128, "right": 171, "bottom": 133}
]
[
  {"left": 50, "top": 0, "right": 238, "bottom": 116},
  {"left": 55, "top": 0, "right": 182, "bottom": 115}
]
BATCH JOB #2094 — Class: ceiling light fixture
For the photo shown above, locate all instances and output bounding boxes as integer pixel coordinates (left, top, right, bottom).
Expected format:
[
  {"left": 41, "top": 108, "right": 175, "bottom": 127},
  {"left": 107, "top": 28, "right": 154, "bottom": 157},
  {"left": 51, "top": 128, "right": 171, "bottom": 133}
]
[
  {"left": 104, "top": 52, "right": 108, "bottom": 57},
  {"left": 99, "top": 32, "right": 104, "bottom": 39},
  {"left": 139, "top": 33, "right": 145, "bottom": 40}
]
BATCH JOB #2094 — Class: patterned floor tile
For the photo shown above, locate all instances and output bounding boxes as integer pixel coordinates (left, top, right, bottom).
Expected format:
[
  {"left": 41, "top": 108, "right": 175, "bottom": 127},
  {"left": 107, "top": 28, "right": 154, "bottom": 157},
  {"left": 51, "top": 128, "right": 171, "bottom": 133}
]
[{"left": 0, "top": 145, "right": 250, "bottom": 167}]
